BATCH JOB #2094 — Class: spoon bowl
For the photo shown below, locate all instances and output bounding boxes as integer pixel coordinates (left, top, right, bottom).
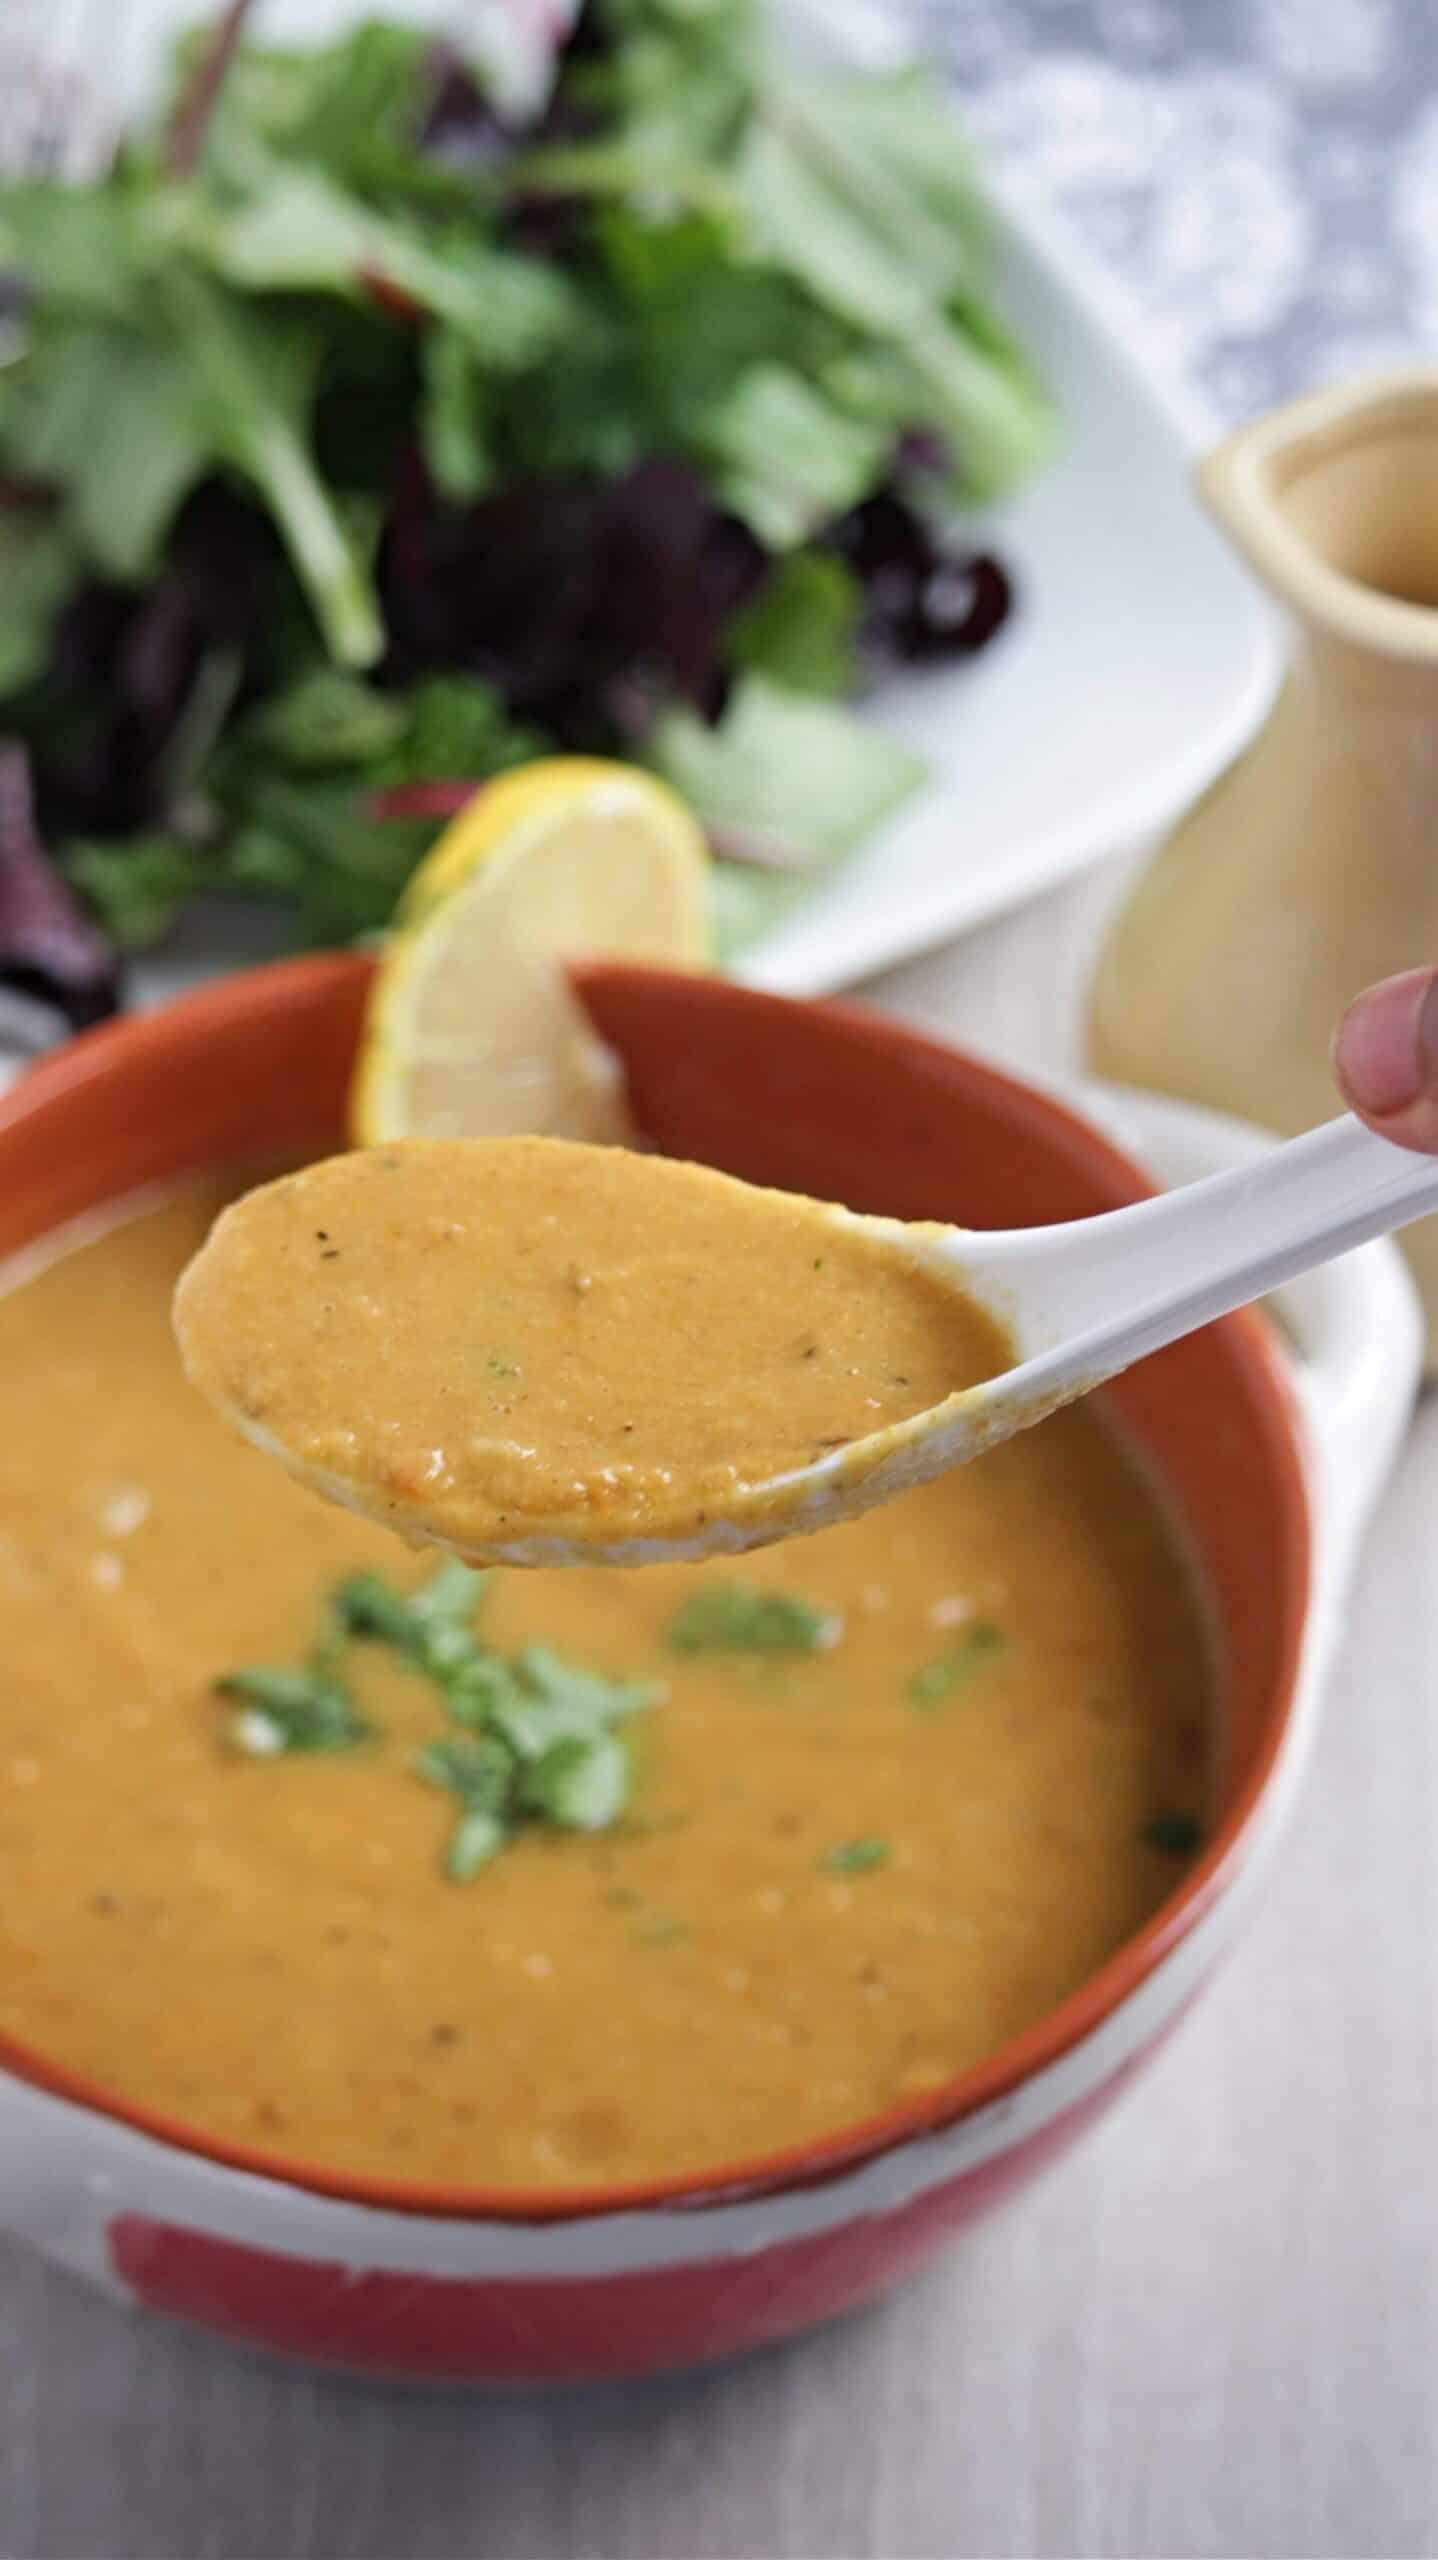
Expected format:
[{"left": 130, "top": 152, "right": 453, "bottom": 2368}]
[
  {"left": 466, "top": 1109, "right": 1438, "bottom": 1567},
  {"left": 177, "top": 1072, "right": 1438, "bottom": 1569}
]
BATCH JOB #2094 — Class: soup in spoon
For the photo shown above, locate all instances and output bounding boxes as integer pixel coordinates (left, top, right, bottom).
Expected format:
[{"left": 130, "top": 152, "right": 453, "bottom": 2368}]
[{"left": 174, "top": 1137, "right": 1010, "bottom": 1562}]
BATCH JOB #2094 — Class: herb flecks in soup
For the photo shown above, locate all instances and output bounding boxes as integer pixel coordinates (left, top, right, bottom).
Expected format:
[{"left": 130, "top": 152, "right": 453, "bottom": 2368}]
[
  {"left": 219, "top": 1559, "right": 657, "bottom": 1878},
  {"left": 173, "top": 1137, "right": 1009, "bottom": 1555},
  {"left": 0, "top": 1180, "right": 1211, "bottom": 2193}
]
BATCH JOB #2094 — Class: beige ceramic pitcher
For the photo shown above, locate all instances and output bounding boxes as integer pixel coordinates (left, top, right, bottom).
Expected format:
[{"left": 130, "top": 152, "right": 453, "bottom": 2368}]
[{"left": 1089, "top": 367, "right": 1438, "bottom": 1367}]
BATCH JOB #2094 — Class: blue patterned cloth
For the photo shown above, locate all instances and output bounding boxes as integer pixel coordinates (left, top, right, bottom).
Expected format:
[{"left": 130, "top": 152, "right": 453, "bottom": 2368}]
[{"left": 918, "top": 0, "right": 1438, "bottom": 420}]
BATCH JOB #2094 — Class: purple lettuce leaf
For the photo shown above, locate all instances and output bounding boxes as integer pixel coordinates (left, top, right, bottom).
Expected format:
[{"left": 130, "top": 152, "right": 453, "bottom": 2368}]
[
  {"left": 0, "top": 743, "right": 120, "bottom": 1032},
  {"left": 379, "top": 452, "right": 767, "bottom": 744},
  {"left": 827, "top": 489, "right": 1013, "bottom": 670}
]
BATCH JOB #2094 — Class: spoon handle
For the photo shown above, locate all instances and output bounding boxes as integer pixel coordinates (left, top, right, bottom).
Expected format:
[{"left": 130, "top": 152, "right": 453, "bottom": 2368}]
[{"left": 994, "top": 1114, "right": 1438, "bottom": 1381}]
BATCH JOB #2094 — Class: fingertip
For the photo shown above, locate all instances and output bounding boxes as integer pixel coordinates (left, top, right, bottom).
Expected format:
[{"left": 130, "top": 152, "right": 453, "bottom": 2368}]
[{"left": 1332, "top": 968, "right": 1438, "bottom": 1120}]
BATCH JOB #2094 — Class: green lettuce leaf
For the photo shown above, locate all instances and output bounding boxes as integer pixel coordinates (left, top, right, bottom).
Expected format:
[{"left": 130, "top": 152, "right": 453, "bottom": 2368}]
[
  {"left": 739, "top": 73, "right": 1053, "bottom": 499},
  {"left": 0, "top": 509, "right": 81, "bottom": 699},
  {"left": 3, "top": 329, "right": 211, "bottom": 582},
  {"left": 204, "top": 165, "right": 577, "bottom": 367},
  {"left": 159, "top": 269, "right": 382, "bottom": 667},
  {"left": 651, "top": 673, "right": 925, "bottom": 860},
  {"left": 727, "top": 550, "right": 860, "bottom": 698},
  {"left": 704, "top": 363, "right": 886, "bottom": 548}
]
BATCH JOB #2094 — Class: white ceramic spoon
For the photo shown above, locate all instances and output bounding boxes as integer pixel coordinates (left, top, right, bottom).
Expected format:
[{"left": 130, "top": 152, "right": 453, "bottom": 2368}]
[
  {"left": 183, "top": 1113, "right": 1438, "bottom": 1569},
  {"left": 514, "top": 1110, "right": 1438, "bottom": 1567}
]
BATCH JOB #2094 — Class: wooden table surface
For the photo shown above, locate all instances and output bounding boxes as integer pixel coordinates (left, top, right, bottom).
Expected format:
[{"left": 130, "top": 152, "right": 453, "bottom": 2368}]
[{"left": 2, "top": 860, "right": 1436, "bottom": 2560}]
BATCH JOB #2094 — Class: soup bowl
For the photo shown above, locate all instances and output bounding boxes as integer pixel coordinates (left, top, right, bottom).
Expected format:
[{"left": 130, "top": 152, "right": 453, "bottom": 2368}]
[{"left": 0, "top": 955, "right": 1417, "bottom": 2382}]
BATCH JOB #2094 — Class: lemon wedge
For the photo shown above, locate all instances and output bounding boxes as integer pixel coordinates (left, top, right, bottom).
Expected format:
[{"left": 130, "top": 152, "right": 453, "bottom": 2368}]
[{"left": 350, "top": 758, "right": 709, "bottom": 1145}]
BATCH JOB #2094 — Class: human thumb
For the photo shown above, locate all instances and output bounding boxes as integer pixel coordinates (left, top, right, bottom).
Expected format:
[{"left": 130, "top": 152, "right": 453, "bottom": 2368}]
[{"left": 1332, "top": 967, "right": 1438, "bottom": 1153}]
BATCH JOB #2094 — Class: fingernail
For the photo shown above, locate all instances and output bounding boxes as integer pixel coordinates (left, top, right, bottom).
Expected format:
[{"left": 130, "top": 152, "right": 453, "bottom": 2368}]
[{"left": 1334, "top": 968, "right": 1438, "bottom": 1116}]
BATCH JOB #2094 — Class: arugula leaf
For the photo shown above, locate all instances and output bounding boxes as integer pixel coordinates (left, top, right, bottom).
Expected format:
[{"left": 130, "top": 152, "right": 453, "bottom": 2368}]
[
  {"left": 204, "top": 164, "right": 577, "bottom": 367},
  {"left": 420, "top": 328, "right": 494, "bottom": 503},
  {"left": 61, "top": 835, "right": 221, "bottom": 950},
  {"left": 651, "top": 674, "right": 925, "bottom": 861},
  {"left": 667, "top": 1581, "right": 837, "bottom": 1654},
  {"left": 739, "top": 73, "right": 1053, "bottom": 500},
  {"left": 821, "top": 1837, "right": 890, "bottom": 1875},
  {"left": 373, "top": 676, "right": 550, "bottom": 787},
  {"left": 246, "top": 669, "right": 408, "bottom": 773},
  {"left": 217, "top": 1663, "right": 369, "bottom": 1753},
  {"left": 0, "top": 509, "right": 80, "bottom": 699},
  {"left": 728, "top": 549, "right": 860, "bottom": 698},
  {"left": 446, "top": 1807, "right": 509, "bottom": 1880},
  {"left": 160, "top": 269, "right": 382, "bottom": 668},
  {"left": 572, "top": 0, "right": 758, "bottom": 167},
  {"left": 215, "top": 774, "right": 434, "bottom": 944},
  {"left": 4, "top": 329, "right": 211, "bottom": 583},
  {"left": 597, "top": 208, "right": 835, "bottom": 457},
  {"left": 704, "top": 363, "right": 886, "bottom": 548},
  {"left": 906, "top": 1623, "right": 1004, "bottom": 1706},
  {"left": 0, "top": 180, "right": 153, "bottom": 323},
  {"left": 181, "top": 20, "right": 451, "bottom": 206}
]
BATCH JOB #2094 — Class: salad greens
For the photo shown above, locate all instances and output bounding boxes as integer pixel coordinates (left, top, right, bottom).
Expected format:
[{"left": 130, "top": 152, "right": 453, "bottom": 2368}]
[{"left": 0, "top": 0, "right": 1049, "bottom": 1025}]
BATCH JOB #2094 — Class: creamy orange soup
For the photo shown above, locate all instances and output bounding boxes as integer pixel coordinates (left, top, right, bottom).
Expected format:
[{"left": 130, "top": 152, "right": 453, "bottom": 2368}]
[
  {"left": 173, "top": 1138, "right": 1009, "bottom": 1553},
  {"left": 0, "top": 1177, "right": 1212, "bottom": 2192}
]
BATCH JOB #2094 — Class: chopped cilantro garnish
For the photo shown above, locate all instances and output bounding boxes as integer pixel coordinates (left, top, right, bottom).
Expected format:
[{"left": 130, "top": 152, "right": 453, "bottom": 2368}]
[
  {"left": 906, "top": 1623, "right": 1004, "bottom": 1706},
  {"left": 521, "top": 1731, "right": 630, "bottom": 1831},
  {"left": 1143, "top": 1813, "right": 1204, "bottom": 1858},
  {"left": 444, "top": 1649, "right": 530, "bottom": 1729},
  {"left": 332, "top": 1560, "right": 488, "bottom": 1678},
  {"left": 414, "top": 1732, "right": 516, "bottom": 1814},
  {"left": 414, "top": 1731, "right": 518, "bottom": 1879},
  {"left": 217, "top": 1664, "right": 368, "bottom": 1754},
  {"left": 409, "top": 1559, "right": 490, "bottom": 1627},
  {"left": 220, "top": 1567, "right": 648, "bottom": 1879},
  {"left": 330, "top": 1571, "right": 421, "bottom": 1648},
  {"left": 446, "top": 1808, "right": 508, "bottom": 1881},
  {"left": 498, "top": 1644, "right": 654, "bottom": 1745},
  {"left": 821, "top": 1837, "right": 890, "bottom": 1875},
  {"left": 668, "top": 1582, "right": 838, "bottom": 1655}
]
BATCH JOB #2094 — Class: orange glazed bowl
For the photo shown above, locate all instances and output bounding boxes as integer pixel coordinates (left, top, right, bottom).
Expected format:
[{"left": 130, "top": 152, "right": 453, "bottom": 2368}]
[{"left": 0, "top": 955, "right": 1417, "bottom": 2382}]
